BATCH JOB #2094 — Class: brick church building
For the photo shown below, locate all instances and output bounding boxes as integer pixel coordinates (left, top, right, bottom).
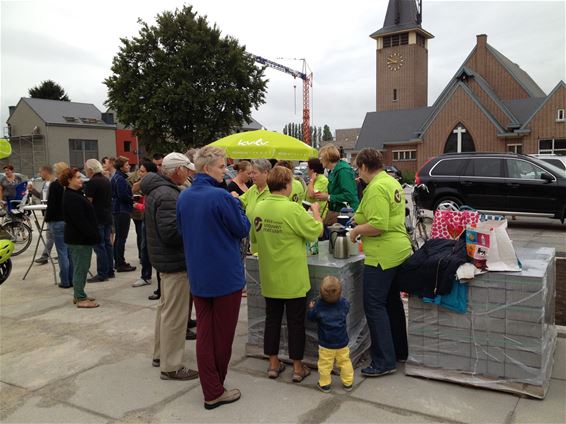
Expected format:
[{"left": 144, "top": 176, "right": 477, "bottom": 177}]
[{"left": 356, "top": 0, "right": 566, "bottom": 175}]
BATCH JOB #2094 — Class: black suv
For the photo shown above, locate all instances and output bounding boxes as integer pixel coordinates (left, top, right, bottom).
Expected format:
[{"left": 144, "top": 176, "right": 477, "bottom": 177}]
[{"left": 415, "top": 153, "right": 566, "bottom": 221}]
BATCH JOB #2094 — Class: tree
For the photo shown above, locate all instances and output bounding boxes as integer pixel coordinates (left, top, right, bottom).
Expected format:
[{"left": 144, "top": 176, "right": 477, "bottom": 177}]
[
  {"left": 322, "top": 124, "right": 333, "bottom": 141},
  {"left": 28, "top": 80, "right": 70, "bottom": 101},
  {"left": 104, "top": 5, "right": 267, "bottom": 152}
]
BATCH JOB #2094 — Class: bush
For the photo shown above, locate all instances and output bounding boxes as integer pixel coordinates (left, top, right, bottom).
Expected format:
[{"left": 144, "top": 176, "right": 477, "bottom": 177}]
[{"left": 401, "top": 170, "right": 416, "bottom": 185}]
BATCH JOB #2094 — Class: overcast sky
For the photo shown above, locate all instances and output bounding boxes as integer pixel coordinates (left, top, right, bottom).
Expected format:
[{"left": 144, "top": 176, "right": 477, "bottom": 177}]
[{"left": 1, "top": 0, "right": 564, "bottom": 137}]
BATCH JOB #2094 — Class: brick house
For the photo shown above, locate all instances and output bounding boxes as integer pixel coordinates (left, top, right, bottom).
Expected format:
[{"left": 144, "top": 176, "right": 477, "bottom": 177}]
[{"left": 356, "top": 0, "right": 566, "bottom": 176}]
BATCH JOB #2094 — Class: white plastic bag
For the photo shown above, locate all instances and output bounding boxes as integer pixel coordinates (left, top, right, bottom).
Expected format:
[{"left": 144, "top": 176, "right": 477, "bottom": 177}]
[{"left": 467, "top": 220, "right": 521, "bottom": 272}]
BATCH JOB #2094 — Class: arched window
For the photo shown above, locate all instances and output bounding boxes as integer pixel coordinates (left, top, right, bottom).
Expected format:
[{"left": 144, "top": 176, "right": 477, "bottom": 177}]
[{"left": 444, "top": 123, "right": 475, "bottom": 153}]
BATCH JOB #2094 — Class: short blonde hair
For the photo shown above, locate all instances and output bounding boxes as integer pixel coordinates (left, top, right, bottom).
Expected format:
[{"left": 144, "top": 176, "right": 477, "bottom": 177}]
[
  {"left": 53, "top": 162, "right": 69, "bottom": 177},
  {"left": 320, "top": 275, "right": 342, "bottom": 304},
  {"left": 320, "top": 144, "right": 341, "bottom": 164},
  {"left": 267, "top": 166, "right": 292, "bottom": 192},
  {"left": 195, "top": 146, "right": 225, "bottom": 173}
]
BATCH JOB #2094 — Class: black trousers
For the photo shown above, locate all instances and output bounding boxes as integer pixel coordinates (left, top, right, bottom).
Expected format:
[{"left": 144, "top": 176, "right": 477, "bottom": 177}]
[
  {"left": 113, "top": 212, "right": 131, "bottom": 267},
  {"left": 264, "top": 297, "right": 306, "bottom": 360}
]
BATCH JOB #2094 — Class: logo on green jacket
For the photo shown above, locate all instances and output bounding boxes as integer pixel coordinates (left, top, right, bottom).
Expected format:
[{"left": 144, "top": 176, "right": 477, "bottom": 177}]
[
  {"left": 394, "top": 189, "right": 402, "bottom": 203},
  {"left": 254, "top": 216, "right": 263, "bottom": 232},
  {"left": 292, "top": 194, "right": 299, "bottom": 202}
]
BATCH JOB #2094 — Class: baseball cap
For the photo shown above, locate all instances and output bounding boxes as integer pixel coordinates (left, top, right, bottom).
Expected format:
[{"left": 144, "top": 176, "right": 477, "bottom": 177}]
[{"left": 162, "top": 152, "right": 195, "bottom": 171}]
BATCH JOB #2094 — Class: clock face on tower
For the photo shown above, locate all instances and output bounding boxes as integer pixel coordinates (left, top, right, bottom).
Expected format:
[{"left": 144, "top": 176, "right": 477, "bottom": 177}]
[{"left": 387, "top": 52, "right": 404, "bottom": 71}]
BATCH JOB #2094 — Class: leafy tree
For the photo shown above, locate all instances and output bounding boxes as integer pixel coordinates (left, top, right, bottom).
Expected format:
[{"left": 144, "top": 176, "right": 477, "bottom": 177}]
[
  {"left": 28, "top": 80, "right": 70, "bottom": 101},
  {"left": 104, "top": 5, "right": 267, "bottom": 152},
  {"left": 322, "top": 124, "right": 333, "bottom": 141}
]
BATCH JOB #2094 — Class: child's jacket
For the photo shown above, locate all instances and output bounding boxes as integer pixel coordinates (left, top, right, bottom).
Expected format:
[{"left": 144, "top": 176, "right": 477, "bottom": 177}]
[{"left": 307, "top": 298, "right": 350, "bottom": 349}]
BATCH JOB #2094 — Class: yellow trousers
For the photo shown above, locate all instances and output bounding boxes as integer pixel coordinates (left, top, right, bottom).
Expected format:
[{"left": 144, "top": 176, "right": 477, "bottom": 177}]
[{"left": 318, "top": 346, "right": 354, "bottom": 386}]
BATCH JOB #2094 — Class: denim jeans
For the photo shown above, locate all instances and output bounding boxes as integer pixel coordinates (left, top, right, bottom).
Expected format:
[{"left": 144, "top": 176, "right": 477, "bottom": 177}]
[
  {"left": 140, "top": 221, "right": 152, "bottom": 280},
  {"left": 113, "top": 212, "right": 131, "bottom": 267},
  {"left": 40, "top": 225, "right": 54, "bottom": 259},
  {"left": 49, "top": 221, "right": 73, "bottom": 286},
  {"left": 93, "top": 224, "right": 113, "bottom": 278},
  {"left": 362, "top": 264, "right": 408, "bottom": 371}
]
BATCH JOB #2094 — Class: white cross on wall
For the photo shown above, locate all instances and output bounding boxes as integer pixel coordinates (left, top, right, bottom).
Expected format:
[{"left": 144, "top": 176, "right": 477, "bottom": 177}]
[{"left": 453, "top": 126, "right": 467, "bottom": 153}]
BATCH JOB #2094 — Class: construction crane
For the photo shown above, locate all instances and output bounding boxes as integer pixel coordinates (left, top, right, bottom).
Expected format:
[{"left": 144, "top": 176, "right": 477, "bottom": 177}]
[{"left": 250, "top": 54, "right": 313, "bottom": 146}]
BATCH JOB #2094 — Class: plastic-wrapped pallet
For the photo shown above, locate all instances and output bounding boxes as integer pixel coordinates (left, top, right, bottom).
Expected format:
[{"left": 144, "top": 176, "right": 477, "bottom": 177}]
[
  {"left": 245, "top": 241, "right": 370, "bottom": 368},
  {"left": 406, "top": 247, "right": 556, "bottom": 399}
]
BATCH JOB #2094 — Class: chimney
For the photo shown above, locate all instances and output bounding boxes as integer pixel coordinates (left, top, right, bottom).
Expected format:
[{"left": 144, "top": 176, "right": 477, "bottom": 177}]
[
  {"left": 101, "top": 112, "right": 115, "bottom": 125},
  {"left": 8, "top": 106, "right": 16, "bottom": 117},
  {"left": 475, "top": 34, "right": 488, "bottom": 77}
]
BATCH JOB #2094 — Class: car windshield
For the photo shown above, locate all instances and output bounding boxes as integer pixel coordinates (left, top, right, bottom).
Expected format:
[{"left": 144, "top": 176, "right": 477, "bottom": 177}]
[{"left": 530, "top": 157, "right": 566, "bottom": 178}]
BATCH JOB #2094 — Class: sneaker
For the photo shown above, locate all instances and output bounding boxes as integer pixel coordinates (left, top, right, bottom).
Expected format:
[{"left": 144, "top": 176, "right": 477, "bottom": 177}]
[
  {"left": 108, "top": 273, "right": 116, "bottom": 279},
  {"left": 188, "top": 319, "right": 197, "bottom": 329},
  {"left": 116, "top": 264, "right": 136, "bottom": 272},
  {"left": 204, "top": 388, "right": 241, "bottom": 410},
  {"left": 34, "top": 257, "right": 48, "bottom": 265},
  {"left": 58, "top": 284, "right": 72, "bottom": 289},
  {"left": 316, "top": 383, "right": 331, "bottom": 393},
  {"left": 148, "top": 293, "right": 160, "bottom": 300},
  {"left": 132, "top": 278, "right": 151, "bottom": 287},
  {"left": 160, "top": 367, "right": 199, "bottom": 381},
  {"left": 87, "top": 275, "right": 108, "bottom": 283},
  {"left": 361, "top": 367, "right": 397, "bottom": 378},
  {"left": 186, "top": 329, "right": 197, "bottom": 340},
  {"left": 342, "top": 384, "right": 353, "bottom": 392},
  {"left": 152, "top": 358, "right": 160, "bottom": 367}
]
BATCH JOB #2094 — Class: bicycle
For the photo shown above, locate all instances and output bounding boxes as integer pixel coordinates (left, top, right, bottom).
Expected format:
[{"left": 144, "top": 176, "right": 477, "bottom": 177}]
[
  {"left": 0, "top": 188, "right": 33, "bottom": 256},
  {"left": 404, "top": 184, "right": 433, "bottom": 251}
]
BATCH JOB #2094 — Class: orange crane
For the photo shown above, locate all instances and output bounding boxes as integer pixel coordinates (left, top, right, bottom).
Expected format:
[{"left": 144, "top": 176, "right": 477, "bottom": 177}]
[{"left": 250, "top": 54, "right": 313, "bottom": 146}]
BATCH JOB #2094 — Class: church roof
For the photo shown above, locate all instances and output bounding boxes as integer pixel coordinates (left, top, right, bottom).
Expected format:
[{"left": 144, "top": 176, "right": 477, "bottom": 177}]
[
  {"left": 486, "top": 45, "right": 546, "bottom": 98},
  {"left": 370, "top": 0, "right": 433, "bottom": 39},
  {"left": 356, "top": 106, "right": 432, "bottom": 150},
  {"left": 502, "top": 98, "right": 546, "bottom": 124}
]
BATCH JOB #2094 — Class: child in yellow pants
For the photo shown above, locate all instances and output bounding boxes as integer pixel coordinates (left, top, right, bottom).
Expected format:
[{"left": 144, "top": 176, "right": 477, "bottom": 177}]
[{"left": 308, "top": 276, "right": 354, "bottom": 393}]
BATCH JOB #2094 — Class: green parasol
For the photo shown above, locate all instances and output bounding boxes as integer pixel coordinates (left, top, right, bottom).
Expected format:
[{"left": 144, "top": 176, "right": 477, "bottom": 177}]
[
  {"left": 208, "top": 130, "right": 318, "bottom": 160},
  {"left": 0, "top": 139, "right": 12, "bottom": 160}
]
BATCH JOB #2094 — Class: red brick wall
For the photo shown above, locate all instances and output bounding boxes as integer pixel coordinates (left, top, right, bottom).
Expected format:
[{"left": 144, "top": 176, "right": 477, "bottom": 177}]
[
  {"left": 376, "top": 43, "right": 428, "bottom": 111},
  {"left": 522, "top": 85, "right": 566, "bottom": 154},
  {"left": 419, "top": 86, "right": 506, "bottom": 166}
]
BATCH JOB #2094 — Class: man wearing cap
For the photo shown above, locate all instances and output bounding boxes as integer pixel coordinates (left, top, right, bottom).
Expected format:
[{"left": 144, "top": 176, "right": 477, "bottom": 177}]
[{"left": 141, "top": 152, "right": 198, "bottom": 381}]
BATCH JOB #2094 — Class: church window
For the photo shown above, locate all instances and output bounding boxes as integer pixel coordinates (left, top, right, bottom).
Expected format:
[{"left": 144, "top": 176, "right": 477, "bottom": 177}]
[
  {"left": 393, "top": 89, "right": 398, "bottom": 101},
  {"left": 507, "top": 144, "right": 522, "bottom": 154},
  {"left": 416, "top": 33, "right": 426, "bottom": 47},
  {"left": 443, "top": 123, "right": 476, "bottom": 153},
  {"left": 383, "top": 33, "right": 409, "bottom": 48},
  {"left": 539, "top": 138, "right": 566, "bottom": 155},
  {"left": 393, "top": 150, "right": 416, "bottom": 161},
  {"left": 557, "top": 109, "right": 565, "bottom": 122}
]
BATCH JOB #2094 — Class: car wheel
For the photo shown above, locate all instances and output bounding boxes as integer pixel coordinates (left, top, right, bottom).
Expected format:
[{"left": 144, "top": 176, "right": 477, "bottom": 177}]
[{"left": 434, "top": 197, "right": 462, "bottom": 212}]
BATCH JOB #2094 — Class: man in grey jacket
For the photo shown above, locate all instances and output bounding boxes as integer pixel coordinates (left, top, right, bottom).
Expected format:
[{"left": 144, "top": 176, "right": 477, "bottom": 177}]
[{"left": 141, "top": 152, "right": 198, "bottom": 381}]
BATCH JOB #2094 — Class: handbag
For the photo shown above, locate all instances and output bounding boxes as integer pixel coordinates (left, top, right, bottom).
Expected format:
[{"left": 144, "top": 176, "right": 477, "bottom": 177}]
[
  {"left": 431, "top": 209, "right": 480, "bottom": 240},
  {"left": 323, "top": 210, "right": 338, "bottom": 226}
]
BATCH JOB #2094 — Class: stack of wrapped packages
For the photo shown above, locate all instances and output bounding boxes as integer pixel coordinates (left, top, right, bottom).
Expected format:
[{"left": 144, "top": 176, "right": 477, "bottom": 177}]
[{"left": 398, "top": 209, "right": 557, "bottom": 399}]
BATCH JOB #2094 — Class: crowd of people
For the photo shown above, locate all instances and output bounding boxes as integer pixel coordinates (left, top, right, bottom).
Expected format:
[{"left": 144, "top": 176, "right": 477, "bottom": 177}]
[{"left": 1, "top": 144, "right": 412, "bottom": 408}]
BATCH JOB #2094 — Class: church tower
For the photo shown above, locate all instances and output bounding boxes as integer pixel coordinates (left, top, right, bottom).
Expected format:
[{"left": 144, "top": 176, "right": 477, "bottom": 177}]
[{"left": 371, "top": 0, "right": 434, "bottom": 112}]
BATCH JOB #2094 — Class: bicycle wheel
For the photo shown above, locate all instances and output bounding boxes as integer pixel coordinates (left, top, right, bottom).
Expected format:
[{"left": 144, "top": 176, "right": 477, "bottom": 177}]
[
  {"left": 0, "top": 221, "right": 32, "bottom": 256},
  {"left": 0, "top": 259, "right": 12, "bottom": 284},
  {"left": 415, "top": 216, "right": 433, "bottom": 248}
]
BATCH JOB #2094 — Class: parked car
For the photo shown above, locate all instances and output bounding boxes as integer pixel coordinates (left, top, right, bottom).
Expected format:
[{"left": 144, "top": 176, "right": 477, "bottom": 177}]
[
  {"left": 530, "top": 154, "right": 566, "bottom": 172},
  {"left": 414, "top": 152, "right": 566, "bottom": 221},
  {"left": 385, "top": 165, "right": 402, "bottom": 181}
]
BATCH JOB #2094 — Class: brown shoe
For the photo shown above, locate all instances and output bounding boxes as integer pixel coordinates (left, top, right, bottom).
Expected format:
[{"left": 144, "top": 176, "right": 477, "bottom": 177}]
[
  {"left": 204, "top": 388, "right": 241, "bottom": 410},
  {"left": 160, "top": 367, "right": 199, "bottom": 381},
  {"left": 76, "top": 299, "right": 99, "bottom": 308},
  {"left": 73, "top": 297, "right": 96, "bottom": 304}
]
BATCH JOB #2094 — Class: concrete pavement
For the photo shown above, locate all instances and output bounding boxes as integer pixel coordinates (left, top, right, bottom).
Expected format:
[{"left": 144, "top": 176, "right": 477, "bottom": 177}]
[{"left": 1, "top": 225, "right": 565, "bottom": 423}]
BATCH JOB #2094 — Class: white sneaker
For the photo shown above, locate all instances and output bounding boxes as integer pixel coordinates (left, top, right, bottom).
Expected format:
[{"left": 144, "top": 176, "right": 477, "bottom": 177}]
[{"left": 132, "top": 278, "right": 151, "bottom": 287}]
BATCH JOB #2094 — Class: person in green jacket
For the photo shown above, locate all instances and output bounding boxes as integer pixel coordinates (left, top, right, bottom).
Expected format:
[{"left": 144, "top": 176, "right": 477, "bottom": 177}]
[
  {"left": 348, "top": 148, "right": 411, "bottom": 378},
  {"left": 251, "top": 165, "right": 323, "bottom": 383},
  {"left": 315, "top": 145, "right": 359, "bottom": 225},
  {"left": 276, "top": 160, "right": 306, "bottom": 204},
  {"left": 233, "top": 159, "right": 272, "bottom": 254}
]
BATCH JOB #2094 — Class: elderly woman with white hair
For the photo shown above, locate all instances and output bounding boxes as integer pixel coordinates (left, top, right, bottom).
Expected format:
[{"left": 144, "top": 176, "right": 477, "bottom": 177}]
[
  {"left": 177, "top": 146, "right": 250, "bottom": 410},
  {"left": 233, "top": 158, "right": 272, "bottom": 254},
  {"left": 84, "top": 158, "right": 114, "bottom": 282}
]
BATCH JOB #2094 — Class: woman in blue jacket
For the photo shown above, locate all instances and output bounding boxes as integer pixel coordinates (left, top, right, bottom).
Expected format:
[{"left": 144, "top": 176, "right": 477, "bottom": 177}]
[
  {"left": 176, "top": 146, "right": 250, "bottom": 410},
  {"left": 111, "top": 156, "right": 135, "bottom": 272}
]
